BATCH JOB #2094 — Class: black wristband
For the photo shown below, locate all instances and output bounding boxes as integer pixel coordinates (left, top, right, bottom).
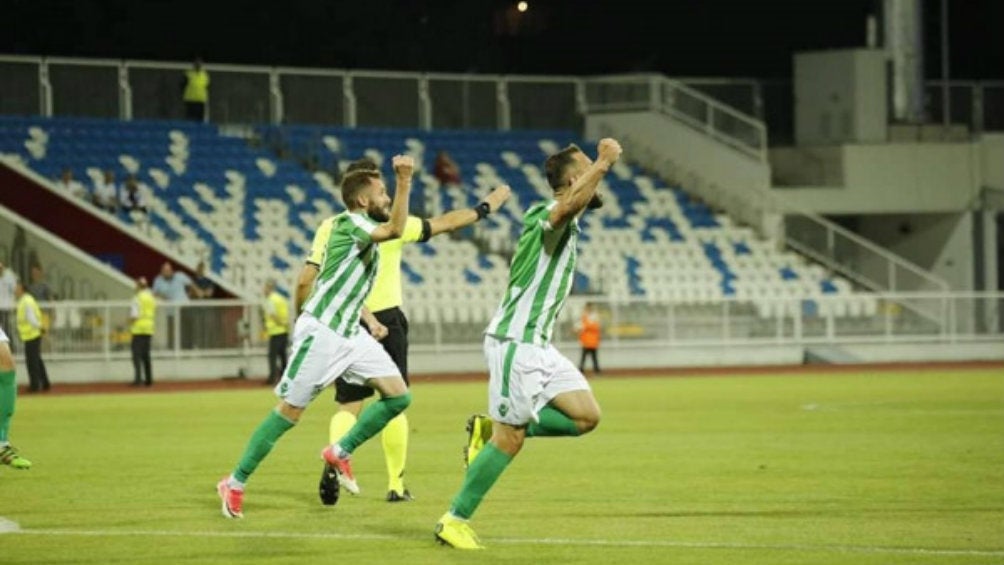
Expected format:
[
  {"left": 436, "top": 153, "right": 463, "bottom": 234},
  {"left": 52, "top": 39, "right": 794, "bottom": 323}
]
[{"left": 474, "top": 201, "right": 491, "bottom": 220}]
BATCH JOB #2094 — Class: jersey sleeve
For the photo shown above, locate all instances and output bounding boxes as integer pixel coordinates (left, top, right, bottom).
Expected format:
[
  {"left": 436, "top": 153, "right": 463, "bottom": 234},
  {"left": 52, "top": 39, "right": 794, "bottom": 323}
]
[
  {"left": 307, "top": 217, "right": 335, "bottom": 265},
  {"left": 401, "top": 216, "right": 424, "bottom": 244}
]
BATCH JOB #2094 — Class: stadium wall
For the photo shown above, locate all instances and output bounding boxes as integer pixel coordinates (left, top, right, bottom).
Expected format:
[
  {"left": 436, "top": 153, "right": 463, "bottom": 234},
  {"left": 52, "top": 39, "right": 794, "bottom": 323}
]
[
  {"left": 982, "top": 134, "right": 1004, "bottom": 190},
  {"left": 0, "top": 204, "right": 133, "bottom": 299},
  {"left": 770, "top": 142, "right": 982, "bottom": 213},
  {"left": 18, "top": 341, "right": 1004, "bottom": 385}
]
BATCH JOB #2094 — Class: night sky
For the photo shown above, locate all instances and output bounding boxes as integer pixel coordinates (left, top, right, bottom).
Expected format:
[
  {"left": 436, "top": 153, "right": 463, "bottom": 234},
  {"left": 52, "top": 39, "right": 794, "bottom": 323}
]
[{"left": 2, "top": 0, "right": 1002, "bottom": 80}]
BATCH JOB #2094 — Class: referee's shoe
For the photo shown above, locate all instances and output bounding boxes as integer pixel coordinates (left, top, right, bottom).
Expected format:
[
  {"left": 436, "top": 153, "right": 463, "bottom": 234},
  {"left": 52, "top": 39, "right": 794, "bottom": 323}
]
[{"left": 318, "top": 463, "right": 340, "bottom": 506}]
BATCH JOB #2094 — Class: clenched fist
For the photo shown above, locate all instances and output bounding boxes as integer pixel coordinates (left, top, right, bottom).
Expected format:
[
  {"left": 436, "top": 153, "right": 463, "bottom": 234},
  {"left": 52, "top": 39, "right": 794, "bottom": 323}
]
[
  {"left": 392, "top": 154, "right": 415, "bottom": 178},
  {"left": 597, "top": 138, "right": 622, "bottom": 166}
]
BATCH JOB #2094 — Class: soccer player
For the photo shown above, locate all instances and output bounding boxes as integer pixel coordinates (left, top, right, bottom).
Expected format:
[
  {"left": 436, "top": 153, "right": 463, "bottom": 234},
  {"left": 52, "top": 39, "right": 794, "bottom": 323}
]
[
  {"left": 434, "top": 138, "right": 623, "bottom": 549},
  {"left": 216, "top": 155, "right": 416, "bottom": 519},
  {"left": 0, "top": 327, "right": 31, "bottom": 469},
  {"left": 297, "top": 158, "right": 513, "bottom": 505}
]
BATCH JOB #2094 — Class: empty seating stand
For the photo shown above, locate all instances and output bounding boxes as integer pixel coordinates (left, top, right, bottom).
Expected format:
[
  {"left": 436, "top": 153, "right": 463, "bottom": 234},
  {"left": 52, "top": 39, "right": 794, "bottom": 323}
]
[{"left": 0, "top": 116, "right": 876, "bottom": 329}]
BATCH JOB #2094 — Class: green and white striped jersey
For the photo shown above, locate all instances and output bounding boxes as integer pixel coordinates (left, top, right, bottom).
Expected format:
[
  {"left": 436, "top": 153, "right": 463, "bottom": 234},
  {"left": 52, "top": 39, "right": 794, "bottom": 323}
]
[
  {"left": 485, "top": 200, "right": 579, "bottom": 346},
  {"left": 302, "top": 211, "right": 380, "bottom": 337}
]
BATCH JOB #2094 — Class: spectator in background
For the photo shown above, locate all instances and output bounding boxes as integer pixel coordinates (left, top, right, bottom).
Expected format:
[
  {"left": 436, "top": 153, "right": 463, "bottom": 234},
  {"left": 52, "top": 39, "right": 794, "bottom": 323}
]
[
  {"left": 153, "top": 262, "right": 194, "bottom": 349},
  {"left": 16, "top": 282, "right": 49, "bottom": 393},
  {"left": 433, "top": 150, "right": 462, "bottom": 187},
  {"left": 189, "top": 261, "right": 216, "bottom": 349},
  {"left": 262, "top": 279, "right": 289, "bottom": 386},
  {"left": 120, "top": 175, "right": 149, "bottom": 214},
  {"left": 0, "top": 263, "right": 17, "bottom": 351},
  {"left": 190, "top": 261, "right": 215, "bottom": 299},
  {"left": 56, "top": 168, "right": 89, "bottom": 201},
  {"left": 576, "top": 302, "right": 602, "bottom": 375},
  {"left": 93, "top": 170, "right": 119, "bottom": 214},
  {"left": 27, "top": 265, "right": 55, "bottom": 302},
  {"left": 182, "top": 57, "right": 210, "bottom": 123},
  {"left": 129, "top": 277, "right": 156, "bottom": 387}
]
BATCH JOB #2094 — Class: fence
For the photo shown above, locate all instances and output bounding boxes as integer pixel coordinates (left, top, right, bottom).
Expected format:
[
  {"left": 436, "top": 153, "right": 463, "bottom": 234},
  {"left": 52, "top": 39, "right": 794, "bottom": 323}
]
[
  {"left": 581, "top": 74, "right": 767, "bottom": 161},
  {"left": 0, "top": 55, "right": 583, "bottom": 131},
  {"left": 8, "top": 293, "right": 999, "bottom": 363},
  {"left": 683, "top": 78, "right": 1004, "bottom": 143},
  {"left": 0, "top": 55, "right": 761, "bottom": 157}
]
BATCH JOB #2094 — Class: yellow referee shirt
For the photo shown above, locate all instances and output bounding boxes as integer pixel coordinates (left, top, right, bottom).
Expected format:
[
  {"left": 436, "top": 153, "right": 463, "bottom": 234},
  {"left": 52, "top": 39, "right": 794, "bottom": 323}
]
[{"left": 308, "top": 215, "right": 426, "bottom": 313}]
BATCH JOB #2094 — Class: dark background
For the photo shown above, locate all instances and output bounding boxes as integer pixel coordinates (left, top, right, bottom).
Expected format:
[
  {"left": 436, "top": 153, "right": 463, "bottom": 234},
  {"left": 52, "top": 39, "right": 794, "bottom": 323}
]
[{"left": 2, "top": 0, "right": 1001, "bottom": 80}]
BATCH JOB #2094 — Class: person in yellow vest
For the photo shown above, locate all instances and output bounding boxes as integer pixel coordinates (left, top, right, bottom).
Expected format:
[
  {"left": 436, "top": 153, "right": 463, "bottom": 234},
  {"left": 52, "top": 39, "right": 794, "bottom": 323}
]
[
  {"left": 130, "top": 277, "right": 157, "bottom": 387},
  {"left": 16, "top": 282, "right": 49, "bottom": 393},
  {"left": 295, "top": 157, "right": 511, "bottom": 505},
  {"left": 0, "top": 325, "right": 31, "bottom": 469},
  {"left": 263, "top": 279, "right": 290, "bottom": 386},
  {"left": 182, "top": 57, "right": 210, "bottom": 123}
]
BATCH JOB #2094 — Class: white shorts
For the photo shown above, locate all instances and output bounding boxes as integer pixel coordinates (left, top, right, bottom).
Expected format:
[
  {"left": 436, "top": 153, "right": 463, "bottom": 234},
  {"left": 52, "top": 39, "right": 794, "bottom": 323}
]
[
  {"left": 275, "top": 314, "right": 401, "bottom": 407},
  {"left": 0, "top": 327, "right": 7, "bottom": 343},
  {"left": 483, "top": 335, "right": 590, "bottom": 426}
]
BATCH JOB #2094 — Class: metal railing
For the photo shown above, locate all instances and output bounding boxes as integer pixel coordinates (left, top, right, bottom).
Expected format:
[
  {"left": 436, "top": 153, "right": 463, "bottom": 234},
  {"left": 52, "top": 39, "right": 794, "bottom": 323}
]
[
  {"left": 783, "top": 214, "right": 950, "bottom": 293},
  {"left": 0, "top": 55, "right": 767, "bottom": 162},
  {"left": 0, "top": 54, "right": 583, "bottom": 132},
  {"left": 581, "top": 74, "right": 768, "bottom": 161},
  {"left": 668, "top": 77, "right": 1004, "bottom": 141},
  {"left": 7, "top": 293, "right": 998, "bottom": 362}
]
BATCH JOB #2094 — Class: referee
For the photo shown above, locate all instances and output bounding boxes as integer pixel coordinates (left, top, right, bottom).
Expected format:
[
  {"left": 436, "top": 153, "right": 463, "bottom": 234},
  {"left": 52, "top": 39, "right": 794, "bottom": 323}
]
[{"left": 294, "top": 158, "right": 511, "bottom": 505}]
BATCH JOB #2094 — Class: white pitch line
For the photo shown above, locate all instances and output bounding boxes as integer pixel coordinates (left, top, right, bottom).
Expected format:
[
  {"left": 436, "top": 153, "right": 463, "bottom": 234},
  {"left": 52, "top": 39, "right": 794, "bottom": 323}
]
[
  {"left": 5, "top": 527, "right": 1004, "bottom": 557},
  {"left": 0, "top": 517, "right": 20, "bottom": 533}
]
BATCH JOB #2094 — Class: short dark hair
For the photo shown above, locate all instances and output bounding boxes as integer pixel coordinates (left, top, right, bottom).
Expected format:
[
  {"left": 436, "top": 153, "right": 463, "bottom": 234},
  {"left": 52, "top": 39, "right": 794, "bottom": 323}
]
[
  {"left": 345, "top": 157, "right": 379, "bottom": 174},
  {"left": 544, "top": 144, "right": 583, "bottom": 191},
  {"left": 341, "top": 170, "right": 381, "bottom": 208}
]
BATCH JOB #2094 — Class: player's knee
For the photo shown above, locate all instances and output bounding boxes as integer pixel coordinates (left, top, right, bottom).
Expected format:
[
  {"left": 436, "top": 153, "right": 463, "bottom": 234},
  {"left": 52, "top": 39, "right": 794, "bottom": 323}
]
[
  {"left": 277, "top": 401, "right": 305, "bottom": 423},
  {"left": 491, "top": 425, "right": 525, "bottom": 456},
  {"left": 577, "top": 409, "right": 601, "bottom": 435}
]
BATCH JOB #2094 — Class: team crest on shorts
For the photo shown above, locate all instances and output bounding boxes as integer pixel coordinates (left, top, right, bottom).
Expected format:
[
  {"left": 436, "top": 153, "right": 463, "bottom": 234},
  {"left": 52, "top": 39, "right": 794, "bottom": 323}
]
[{"left": 497, "top": 403, "right": 508, "bottom": 417}]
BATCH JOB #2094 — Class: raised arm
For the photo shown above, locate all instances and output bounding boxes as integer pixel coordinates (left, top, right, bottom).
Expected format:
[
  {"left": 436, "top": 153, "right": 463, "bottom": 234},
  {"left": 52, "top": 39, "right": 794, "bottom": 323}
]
[
  {"left": 426, "top": 185, "right": 512, "bottom": 237},
  {"left": 370, "top": 155, "right": 414, "bottom": 243},
  {"left": 548, "top": 138, "right": 622, "bottom": 228}
]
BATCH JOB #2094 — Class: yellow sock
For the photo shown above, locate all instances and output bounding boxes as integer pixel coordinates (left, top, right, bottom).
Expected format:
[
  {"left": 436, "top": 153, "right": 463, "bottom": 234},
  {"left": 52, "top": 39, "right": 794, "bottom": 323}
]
[
  {"left": 329, "top": 410, "right": 357, "bottom": 445},
  {"left": 381, "top": 413, "right": 409, "bottom": 493}
]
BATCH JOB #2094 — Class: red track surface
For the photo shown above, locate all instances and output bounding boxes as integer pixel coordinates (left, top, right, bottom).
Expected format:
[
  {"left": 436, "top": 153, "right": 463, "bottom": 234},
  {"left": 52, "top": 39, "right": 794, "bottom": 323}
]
[{"left": 17, "top": 360, "right": 1004, "bottom": 396}]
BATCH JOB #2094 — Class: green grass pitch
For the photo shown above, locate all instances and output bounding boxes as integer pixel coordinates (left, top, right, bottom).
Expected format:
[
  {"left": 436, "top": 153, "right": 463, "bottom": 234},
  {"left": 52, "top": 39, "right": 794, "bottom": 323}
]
[{"left": 2, "top": 368, "right": 1003, "bottom": 564}]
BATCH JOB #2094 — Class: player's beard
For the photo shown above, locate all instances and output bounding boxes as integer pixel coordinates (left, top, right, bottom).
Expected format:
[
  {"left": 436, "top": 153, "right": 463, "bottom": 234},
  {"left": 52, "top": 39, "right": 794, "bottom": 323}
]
[
  {"left": 587, "top": 193, "right": 604, "bottom": 209},
  {"left": 369, "top": 203, "right": 391, "bottom": 222}
]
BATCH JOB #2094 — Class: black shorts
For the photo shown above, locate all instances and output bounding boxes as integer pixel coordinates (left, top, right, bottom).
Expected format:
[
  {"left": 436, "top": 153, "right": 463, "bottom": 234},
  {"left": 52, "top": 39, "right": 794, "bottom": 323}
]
[{"left": 335, "top": 306, "right": 409, "bottom": 403}]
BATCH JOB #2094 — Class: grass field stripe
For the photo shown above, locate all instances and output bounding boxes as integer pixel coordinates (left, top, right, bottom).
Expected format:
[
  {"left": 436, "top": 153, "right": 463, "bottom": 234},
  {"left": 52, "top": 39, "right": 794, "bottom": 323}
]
[{"left": 9, "top": 528, "right": 1004, "bottom": 557}]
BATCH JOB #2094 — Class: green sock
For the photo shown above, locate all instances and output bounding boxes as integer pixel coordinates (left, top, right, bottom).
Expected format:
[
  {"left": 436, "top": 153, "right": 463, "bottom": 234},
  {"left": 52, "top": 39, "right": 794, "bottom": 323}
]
[
  {"left": 233, "top": 409, "right": 296, "bottom": 483},
  {"left": 0, "top": 370, "right": 15, "bottom": 443},
  {"left": 450, "top": 442, "right": 513, "bottom": 519},
  {"left": 526, "top": 405, "right": 580, "bottom": 438},
  {"left": 338, "top": 392, "right": 411, "bottom": 453}
]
